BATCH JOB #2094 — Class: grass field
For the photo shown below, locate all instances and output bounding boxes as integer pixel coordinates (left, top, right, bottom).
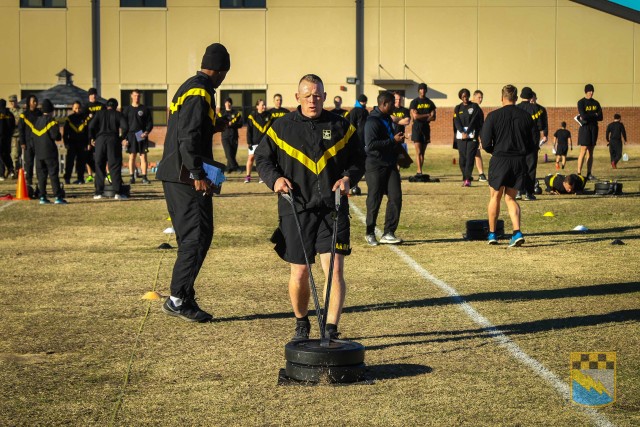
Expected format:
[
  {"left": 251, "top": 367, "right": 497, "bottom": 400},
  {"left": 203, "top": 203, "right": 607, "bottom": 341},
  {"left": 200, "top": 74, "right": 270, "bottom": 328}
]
[{"left": 1, "top": 144, "right": 639, "bottom": 426}]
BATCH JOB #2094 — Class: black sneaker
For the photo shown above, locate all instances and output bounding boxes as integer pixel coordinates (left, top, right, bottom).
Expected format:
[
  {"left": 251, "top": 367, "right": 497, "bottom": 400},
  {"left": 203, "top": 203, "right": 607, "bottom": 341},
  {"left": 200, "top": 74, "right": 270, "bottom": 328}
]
[
  {"left": 522, "top": 193, "right": 536, "bottom": 201},
  {"left": 478, "top": 173, "right": 487, "bottom": 182},
  {"left": 162, "top": 298, "right": 213, "bottom": 323},
  {"left": 130, "top": 176, "right": 136, "bottom": 184},
  {"left": 141, "top": 176, "right": 151, "bottom": 184},
  {"left": 325, "top": 323, "right": 340, "bottom": 340},
  {"left": 292, "top": 318, "right": 311, "bottom": 341},
  {"left": 587, "top": 174, "right": 597, "bottom": 181}
]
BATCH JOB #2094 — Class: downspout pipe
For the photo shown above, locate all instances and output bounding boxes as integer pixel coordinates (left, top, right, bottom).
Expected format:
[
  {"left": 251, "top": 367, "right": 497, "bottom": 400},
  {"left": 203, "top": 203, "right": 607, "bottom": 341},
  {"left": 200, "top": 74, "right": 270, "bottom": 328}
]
[
  {"left": 91, "top": 0, "right": 101, "bottom": 93},
  {"left": 355, "top": 0, "right": 364, "bottom": 97}
]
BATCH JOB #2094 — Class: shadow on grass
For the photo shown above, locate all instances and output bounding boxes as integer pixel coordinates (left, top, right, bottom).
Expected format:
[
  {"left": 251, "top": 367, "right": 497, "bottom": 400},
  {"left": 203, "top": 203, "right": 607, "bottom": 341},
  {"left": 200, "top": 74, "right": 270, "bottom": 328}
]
[
  {"left": 218, "top": 281, "right": 640, "bottom": 322},
  {"left": 366, "top": 363, "right": 433, "bottom": 380},
  {"left": 359, "top": 309, "right": 640, "bottom": 351}
]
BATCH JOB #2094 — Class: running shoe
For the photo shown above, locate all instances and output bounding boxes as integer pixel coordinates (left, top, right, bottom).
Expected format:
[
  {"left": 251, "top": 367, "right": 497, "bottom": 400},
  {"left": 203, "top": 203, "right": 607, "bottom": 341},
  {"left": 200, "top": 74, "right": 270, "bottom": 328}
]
[
  {"left": 292, "top": 318, "right": 311, "bottom": 341},
  {"left": 244, "top": 176, "right": 251, "bottom": 183},
  {"left": 463, "top": 180, "right": 471, "bottom": 187},
  {"left": 85, "top": 175, "right": 94, "bottom": 183},
  {"left": 365, "top": 234, "right": 379, "bottom": 246},
  {"left": 487, "top": 232, "right": 498, "bottom": 245},
  {"left": 39, "top": 197, "right": 51, "bottom": 205},
  {"left": 509, "top": 231, "right": 525, "bottom": 247},
  {"left": 162, "top": 298, "right": 213, "bottom": 323},
  {"left": 54, "top": 198, "right": 68, "bottom": 205},
  {"left": 380, "top": 232, "right": 402, "bottom": 244},
  {"left": 478, "top": 173, "right": 487, "bottom": 182}
]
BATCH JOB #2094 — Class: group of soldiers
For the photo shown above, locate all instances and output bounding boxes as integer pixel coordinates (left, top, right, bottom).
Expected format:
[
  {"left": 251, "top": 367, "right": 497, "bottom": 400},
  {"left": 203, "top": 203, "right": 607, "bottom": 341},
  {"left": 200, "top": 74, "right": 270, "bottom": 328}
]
[{"left": 0, "top": 89, "right": 153, "bottom": 202}]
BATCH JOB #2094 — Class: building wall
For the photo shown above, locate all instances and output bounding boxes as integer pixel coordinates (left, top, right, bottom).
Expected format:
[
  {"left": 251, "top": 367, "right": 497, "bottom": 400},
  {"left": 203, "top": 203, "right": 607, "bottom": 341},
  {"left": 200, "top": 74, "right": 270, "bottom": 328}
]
[{"left": 0, "top": 0, "right": 638, "bottom": 117}]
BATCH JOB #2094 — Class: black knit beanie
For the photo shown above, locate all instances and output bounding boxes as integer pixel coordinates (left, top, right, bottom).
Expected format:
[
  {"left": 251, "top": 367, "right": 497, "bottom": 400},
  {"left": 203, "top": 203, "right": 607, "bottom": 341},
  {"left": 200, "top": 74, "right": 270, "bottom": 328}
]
[
  {"left": 201, "top": 43, "right": 230, "bottom": 71},
  {"left": 42, "top": 99, "right": 54, "bottom": 113}
]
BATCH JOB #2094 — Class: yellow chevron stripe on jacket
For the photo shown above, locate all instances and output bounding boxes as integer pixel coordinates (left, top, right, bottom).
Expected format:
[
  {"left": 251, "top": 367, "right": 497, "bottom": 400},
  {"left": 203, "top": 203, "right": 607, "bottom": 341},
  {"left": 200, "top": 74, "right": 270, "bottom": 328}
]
[
  {"left": 169, "top": 88, "right": 216, "bottom": 125},
  {"left": 20, "top": 114, "right": 36, "bottom": 134},
  {"left": 248, "top": 115, "right": 272, "bottom": 134},
  {"left": 0, "top": 113, "right": 13, "bottom": 120},
  {"left": 550, "top": 174, "right": 557, "bottom": 188},
  {"left": 27, "top": 120, "right": 58, "bottom": 137},
  {"left": 66, "top": 118, "right": 86, "bottom": 133},
  {"left": 266, "top": 124, "right": 356, "bottom": 175}
]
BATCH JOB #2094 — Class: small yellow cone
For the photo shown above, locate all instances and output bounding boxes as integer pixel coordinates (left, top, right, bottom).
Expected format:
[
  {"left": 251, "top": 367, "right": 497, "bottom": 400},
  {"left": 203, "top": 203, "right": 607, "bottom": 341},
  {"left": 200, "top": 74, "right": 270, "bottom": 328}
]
[
  {"left": 141, "top": 291, "right": 163, "bottom": 300},
  {"left": 166, "top": 216, "right": 171, "bottom": 221},
  {"left": 543, "top": 211, "right": 554, "bottom": 217}
]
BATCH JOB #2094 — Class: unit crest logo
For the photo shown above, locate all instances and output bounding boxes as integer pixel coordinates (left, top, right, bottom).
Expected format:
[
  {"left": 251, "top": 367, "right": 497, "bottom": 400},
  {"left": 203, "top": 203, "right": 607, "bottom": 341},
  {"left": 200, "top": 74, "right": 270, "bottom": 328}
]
[
  {"left": 323, "top": 129, "right": 331, "bottom": 140},
  {"left": 570, "top": 352, "right": 616, "bottom": 407}
]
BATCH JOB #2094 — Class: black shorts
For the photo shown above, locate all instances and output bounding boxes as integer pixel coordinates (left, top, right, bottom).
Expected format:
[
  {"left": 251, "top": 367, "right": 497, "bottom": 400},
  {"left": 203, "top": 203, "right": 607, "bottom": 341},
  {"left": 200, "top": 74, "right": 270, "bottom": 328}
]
[
  {"left": 272, "top": 204, "right": 351, "bottom": 265},
  {"left": 126, "top": 134, "right": 149, "bottom": 154},
  {"left": 578, "top": 125, "right": 598, "bottom": 147},
  {"left": 488, "top": 156, "right": 526, "bottom": 191},
  {"left": 555, "top": 143, "right": 568, "bottom": 156},
  {"left": 411, "top": 123, "right": 431, "bottom": 144}
]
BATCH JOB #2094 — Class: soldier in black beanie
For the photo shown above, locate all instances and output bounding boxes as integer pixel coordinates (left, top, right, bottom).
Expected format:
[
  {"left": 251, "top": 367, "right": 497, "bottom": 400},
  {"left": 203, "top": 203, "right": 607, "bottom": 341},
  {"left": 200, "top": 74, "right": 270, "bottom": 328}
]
[
  {"left": 33, "top": 99, "right": 67, "bottom": 204},
  {"left": 156, "top": 42, "right": 230, "bottom": 322}
]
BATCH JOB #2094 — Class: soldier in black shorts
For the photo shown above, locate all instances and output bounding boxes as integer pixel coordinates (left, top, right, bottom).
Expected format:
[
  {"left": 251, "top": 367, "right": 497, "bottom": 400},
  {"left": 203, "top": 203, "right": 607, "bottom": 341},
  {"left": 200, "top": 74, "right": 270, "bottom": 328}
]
[
  {"left": 255, "top": 74, "right": 365, "bottom": 341},
  {"left": 605, "top": 114, "right": 627, "bottom": 168},
  {"left": 576, "top": 84, "right": 603, "bottom": 180},
  {"left": 480, "top": 85, "right": 537, "bottom": 247},
  {"left": 552, "top": 121, "right": 572, "bottom": 170},
  {"left": 122, "top": 89, "right": 153, "bottom": 184},
  {"left": 409, "top": 83, "right": 436, "bottom": 176}
]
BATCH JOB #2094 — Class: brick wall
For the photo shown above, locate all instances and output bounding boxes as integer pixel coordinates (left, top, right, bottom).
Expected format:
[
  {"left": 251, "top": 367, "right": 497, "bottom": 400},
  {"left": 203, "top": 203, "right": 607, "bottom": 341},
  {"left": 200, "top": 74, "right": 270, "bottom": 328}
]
[{"left": 149, "top": 107, "right": 639, "bottom": 147}]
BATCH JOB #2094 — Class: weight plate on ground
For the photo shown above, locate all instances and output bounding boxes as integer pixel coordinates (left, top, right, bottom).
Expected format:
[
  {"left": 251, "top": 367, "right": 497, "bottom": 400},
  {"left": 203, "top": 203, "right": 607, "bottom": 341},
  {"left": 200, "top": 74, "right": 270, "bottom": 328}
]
[
  {"left": 285, "top": 361, "right": 366, "bottom": 383},
  {"left": 285, "top": 339, "right": 365, "bottom": 367}
]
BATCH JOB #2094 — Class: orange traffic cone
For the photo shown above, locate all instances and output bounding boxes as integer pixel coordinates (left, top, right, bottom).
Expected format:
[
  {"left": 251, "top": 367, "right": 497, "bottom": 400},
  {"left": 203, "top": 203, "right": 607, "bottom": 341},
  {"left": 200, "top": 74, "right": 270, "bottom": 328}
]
[{"left": 15, "top": 169, "right": 30, "bottom": 200}]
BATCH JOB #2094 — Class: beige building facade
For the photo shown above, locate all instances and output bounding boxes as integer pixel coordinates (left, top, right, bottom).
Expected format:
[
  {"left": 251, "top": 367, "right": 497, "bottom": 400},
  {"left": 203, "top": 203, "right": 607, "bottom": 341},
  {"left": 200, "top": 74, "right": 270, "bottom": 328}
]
[{"left": 1, "top": 0, "right": 640, "bottom": 117}]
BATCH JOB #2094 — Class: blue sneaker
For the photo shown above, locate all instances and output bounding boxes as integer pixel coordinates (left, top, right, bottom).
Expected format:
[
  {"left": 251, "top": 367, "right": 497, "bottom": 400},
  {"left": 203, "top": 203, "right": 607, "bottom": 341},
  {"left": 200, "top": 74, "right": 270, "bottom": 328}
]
[
  {"left": 39, "top": 197, "right": 51, "bottom": 205},
  {"left": 54, "top": 198, "right": 68, "bottom": 205},
  {"left": 509, "top": 231, "right": 525, "bottom": 247},
  {"left": 487, "top": 232, "right": 498, "bottom": 245}
]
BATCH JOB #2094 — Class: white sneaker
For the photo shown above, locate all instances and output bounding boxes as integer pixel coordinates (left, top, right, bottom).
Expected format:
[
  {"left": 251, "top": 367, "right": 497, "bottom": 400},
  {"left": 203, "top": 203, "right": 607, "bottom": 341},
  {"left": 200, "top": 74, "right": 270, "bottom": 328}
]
[
  {"left": 380, "top": 232, "right": 402, "bottom": 244},
  {"left": 114, "top": 193, "right": 128, "bottom": 200},
  {"left": 258, "top": 179, "right": 264, "bottom": 184},
  {"left": 93, "top": 194, "right": 103, "bottom": 200}
]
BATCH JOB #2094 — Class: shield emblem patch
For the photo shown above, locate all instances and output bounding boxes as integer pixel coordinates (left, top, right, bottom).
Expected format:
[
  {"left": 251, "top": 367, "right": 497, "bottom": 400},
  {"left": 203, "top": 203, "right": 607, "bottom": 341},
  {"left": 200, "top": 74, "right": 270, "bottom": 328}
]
[
  {"left": 323, "top": 129, "right": 331, "bottom": 140},
  {"left": 570, "top": 352, "right": 616, "bottom": 407}
]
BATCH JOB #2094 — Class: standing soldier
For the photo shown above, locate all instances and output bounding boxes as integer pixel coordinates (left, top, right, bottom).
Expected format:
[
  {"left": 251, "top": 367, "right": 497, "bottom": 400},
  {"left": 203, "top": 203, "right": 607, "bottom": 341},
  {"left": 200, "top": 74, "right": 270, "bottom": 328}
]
[
  {"left": 89, "top": 98, "right": 128, "bottom": 200},
  {"left": 331, "top": 96, "right": 347, "bottom": 117},
  {"left": 156, "top": 43, "right": 230, "bottom": 322},
  {"left": 122, "top": 89, "right": 153, "bottom": 184},
  {"left": 268, "top": 93, "right": 289, "bottom": 123},
  {"left": 245, "top": 99, "right": 271, "bottom": 183},
  {"left": 606, "top": 114, "right": 627, "bottom": 169},
  {"left": 18, "top": 95, "right": 42, "bottom": 192},
  {"left": 576, "top": 84, "right": 603, "bottom": 180},
  {"left": 217, "top": 97, "right": 243, "bottom": 173},
  {"left": 63, "top": 101, "right": 88, "bottom": 184},
  {"left": 409, "top": 83, "right": 436, "bottom": 177},
  {"left": 32, "top": 100, "right": 67, "bottom": 205},
  {"left": 84, "top": 88, "right": 105, "bottom": 183},
  {"left": 516, "top": 87, "right": 544, "bottom": 201},
  {"left": 472, "top": 90, "right": 487, "bottom": 182},
  {"left": 8, "top": 95, "right": 21, "bottom": 178},
  {"left": 391, "top": 92, "right": 410, "bottom": 136},
  {"left": 0, "top": 99, "right": 16, "bottom": 180}
]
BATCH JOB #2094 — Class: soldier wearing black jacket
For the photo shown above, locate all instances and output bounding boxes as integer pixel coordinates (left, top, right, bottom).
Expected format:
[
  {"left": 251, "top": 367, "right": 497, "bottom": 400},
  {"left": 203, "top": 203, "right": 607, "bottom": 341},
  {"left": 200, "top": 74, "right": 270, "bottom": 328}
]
[
  {"left": 84, "top": 88, "right": 105, "bottom": 183},
  {"left": 88, "top": 98, "right": 128, "bottom": 199},
  {"left": 123, "top": 90, "right": 153, "bottom": 184},
  {"left": 331, "top": 96, "right": 347, "bottom": 117},
  {"left": 18, "top": 95, "right": 42, "bottom": 188},
  {"left": 454, "top": 88, "right": 483, "bottom": 186},
  {"left": 32, "top": 100, "right": 66, "bottom": 204},
  {"left": 606, "top": 114, "right": 627, "bottom": 168},
  {"left": 156, "top": 43, "right": 230, "bottom": 323},
  {"left": 481, "top": 85, "right": 537, "bottom": 247},
  {"left": 576, "top": 84, "right": 603, "bottom": 180},
  {"left": 544, "top": 173, "right": 585, "bottom": 194},
  {"left": 255, "top": 74, "right": 365, "bottom": 341},
  {"left": 268, "top": 93, "right": 289, "bottom": 123},
  {"left": 363, "top": 91, "right": 405, "bottom": 246},
  {"left": 217, "top": 97, "right": 243, "bottom": 172},
  {"left": 347, "top": 94, "right": 369, "bottom": 144},
  {"left": 516, "top": 87, "right": 545, "bottom": 201},
  {"left": 0, "top": 99, "right": 16, "bottom": 180},
  {"left": 63, "top": 101, "right": 88, "bottom": 184},
  {"left": 245, "top": 99, "right": 271, "bottom": 183}
]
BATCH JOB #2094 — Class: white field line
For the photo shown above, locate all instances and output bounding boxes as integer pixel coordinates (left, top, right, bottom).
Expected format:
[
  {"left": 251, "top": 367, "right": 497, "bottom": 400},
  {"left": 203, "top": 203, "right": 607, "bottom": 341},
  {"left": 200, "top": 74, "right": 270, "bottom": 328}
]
[
  {"left": 0, "top": 201, "right": 17, "bottom": 212},
  {"left": 349, "top": 202, "right": 615, "bottom": 427}
]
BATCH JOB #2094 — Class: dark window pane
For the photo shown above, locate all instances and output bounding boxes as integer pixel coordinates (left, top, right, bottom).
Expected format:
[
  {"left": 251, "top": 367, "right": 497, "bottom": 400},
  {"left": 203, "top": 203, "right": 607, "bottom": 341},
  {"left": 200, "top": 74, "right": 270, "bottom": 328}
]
[
  {"left": 220, "top": 0, "right": 265, "bottom": 8},
  {"left": 21, "top": 0, "right": 66, "bottom": 7},
  {"left": 120, "top": 0, "right": 165, "bottom": 7}
]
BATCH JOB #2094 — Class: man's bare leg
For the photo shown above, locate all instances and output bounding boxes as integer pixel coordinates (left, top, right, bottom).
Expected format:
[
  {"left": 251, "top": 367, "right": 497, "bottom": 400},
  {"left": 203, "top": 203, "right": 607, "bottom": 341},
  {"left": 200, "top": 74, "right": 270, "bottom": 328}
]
[
  {"left": 504, "top": 187, "right": 521, "bottom": 231},
  {"left": 577, "top": 146, "right": 588, "bottom": 175},
  {"left": 289, "top": 263, "right": 310, "bottom": 318},
  {"left": 488, "top": 186, "right": 503, "bottom": 232},
  {"left": 128, "top": 153, "right": 137, "bottom": 180},
  {"left": 140, "top": 153, "right": 148, "bottom": 177},
  {"left": 319, "top": 252, "right": 345, "bottom": 327}
]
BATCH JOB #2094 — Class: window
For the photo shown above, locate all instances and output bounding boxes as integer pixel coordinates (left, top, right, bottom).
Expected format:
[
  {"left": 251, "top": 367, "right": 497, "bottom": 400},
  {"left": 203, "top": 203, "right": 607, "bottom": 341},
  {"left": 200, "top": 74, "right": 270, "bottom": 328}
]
[
  {"left": 121, "top": 90, "right": 168, "bottom": 126},
  {"left": 220, "top": 90, "right": 267, "bottom": 120},
  {"left": 120, "top": 0, "right": 166, "bottom": 7},
  {"left": 20, "top": 0, "right": 66, "bottom": 7},
  {"left": 220, "top": 0, "right": 266, "bottom": 8}
]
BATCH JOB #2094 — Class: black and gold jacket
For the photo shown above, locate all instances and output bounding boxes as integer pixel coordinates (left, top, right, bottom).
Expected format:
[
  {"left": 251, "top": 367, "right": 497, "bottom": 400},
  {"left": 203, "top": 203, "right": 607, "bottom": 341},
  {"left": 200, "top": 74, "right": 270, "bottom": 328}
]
[
  {"left": 255, "top": 107, "right": 365, "bottom": 214},
  {"left": 18, "top": 108, "right": 43, "bottom": 147},
  {"left": 63, "top": 112, "right": 89, "bottom": 148},
  {"left": 246, "top": 110, "right": 272, "bottom": 148}
]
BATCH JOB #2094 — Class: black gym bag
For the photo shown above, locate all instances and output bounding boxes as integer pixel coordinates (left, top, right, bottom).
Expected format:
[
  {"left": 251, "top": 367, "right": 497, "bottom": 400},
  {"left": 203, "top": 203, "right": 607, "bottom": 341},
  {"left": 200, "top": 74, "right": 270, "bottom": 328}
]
[
  {"left": 464, "top": 219, "right": 505, "bottom": 240},
  {"left": 594, "top": 181, "right": 623, "bottom": 195}
]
